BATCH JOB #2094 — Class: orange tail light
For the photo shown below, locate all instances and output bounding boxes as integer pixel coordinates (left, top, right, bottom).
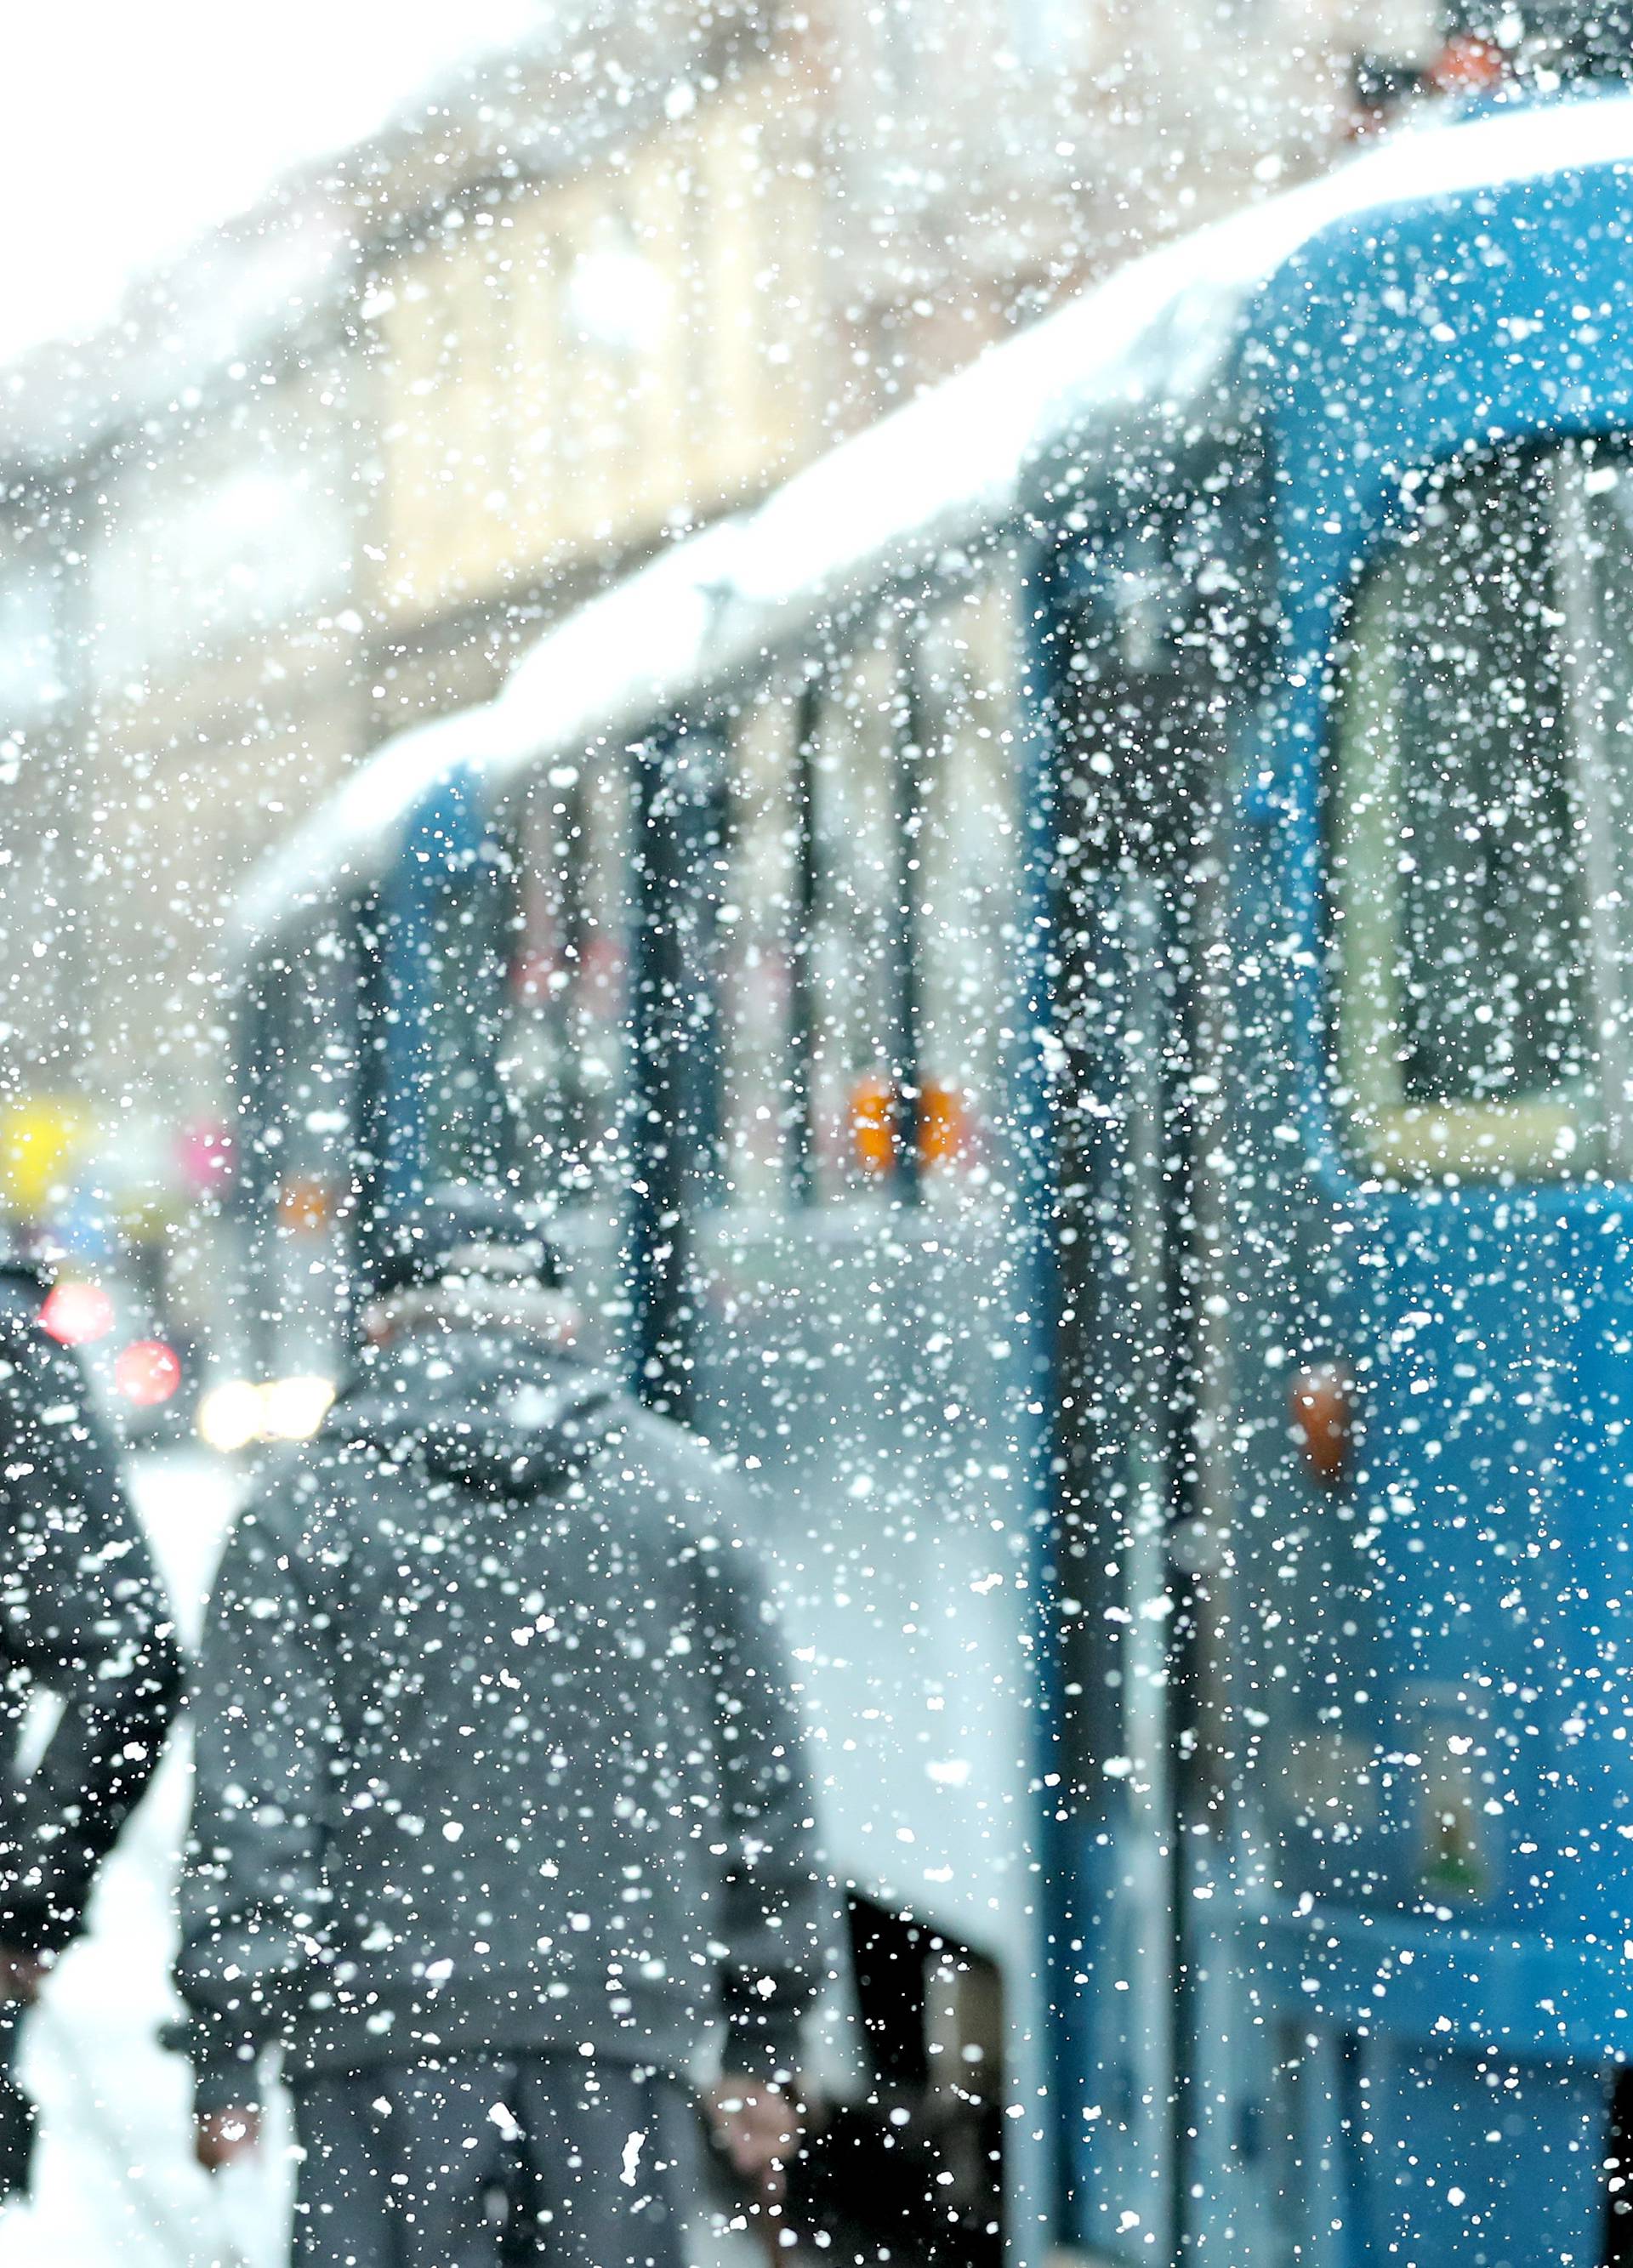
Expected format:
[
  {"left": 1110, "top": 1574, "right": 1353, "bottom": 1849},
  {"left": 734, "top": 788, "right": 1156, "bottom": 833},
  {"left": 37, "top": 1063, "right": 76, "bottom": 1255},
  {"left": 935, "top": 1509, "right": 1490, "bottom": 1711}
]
[
  {"left": 850, "top": 1074, "right": 896, "bottom": 1175},
  {"left": 279, "top": 1176, "right": 334, "bottom": 1234},
  {"left": 917, "top": 1082, "right": 970, "bottom": 1168}
]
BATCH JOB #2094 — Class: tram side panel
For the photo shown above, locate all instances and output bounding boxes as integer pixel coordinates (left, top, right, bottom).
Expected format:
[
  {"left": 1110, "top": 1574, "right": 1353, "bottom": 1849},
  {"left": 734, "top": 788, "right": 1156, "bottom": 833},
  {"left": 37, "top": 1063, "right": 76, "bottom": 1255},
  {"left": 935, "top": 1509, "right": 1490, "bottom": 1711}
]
[
  {"left": 1044, "top": 571, "right": 1203, "bottom": 2261},
  {"left": 1039, "top": 492, "right": 1288, "bottom": 2267},
  {"left": 1220, "top": 761, "right": 1351, "bottom": 2268},
  {"left": 1230, "top": 281, "right": 1633, "bottom": 2256},
  {"left": 1231, "top": 771, "right": 1619, "bottom": 2268},
  {"left": 1049, "top": 854, "right": 1187, "bottom": 2266},
  {"left": 691, "top": 1213, "right": 1030, "bottom": 2255},
  {"left": 676, "top": 597, "right": 1039, "bottom": 2261},
  {"left": 692, "top": 1215, "right": 1036, "bottom": 1953}
]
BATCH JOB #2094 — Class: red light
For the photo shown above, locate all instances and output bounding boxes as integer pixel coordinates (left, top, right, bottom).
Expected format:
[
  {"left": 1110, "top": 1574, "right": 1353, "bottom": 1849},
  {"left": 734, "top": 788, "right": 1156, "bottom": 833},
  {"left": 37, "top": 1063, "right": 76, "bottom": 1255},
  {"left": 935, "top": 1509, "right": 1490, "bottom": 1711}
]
[
  {"left": 115, "top": 1340, "right": 181, "bottom": 1407},
  {"left": 1289, "top": 1362, "right": 1353, "bottom": 1487},
  {"left": 1425, "top": 36, "right": 1506, "bottom": 94},
  {"left": 178, "top": 1118, "right": 235, "bottom": 1194},
  {"left": 39, "top": 1282, "right": 115, "bottom": 1347}
]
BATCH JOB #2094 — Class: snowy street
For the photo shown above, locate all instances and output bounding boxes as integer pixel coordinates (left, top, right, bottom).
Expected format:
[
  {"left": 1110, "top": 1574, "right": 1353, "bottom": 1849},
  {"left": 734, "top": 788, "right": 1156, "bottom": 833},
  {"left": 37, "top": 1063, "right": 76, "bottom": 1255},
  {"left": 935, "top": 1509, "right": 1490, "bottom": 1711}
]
[{"left": 0, "top": 1447, "right": 293, "bottom": 2268}]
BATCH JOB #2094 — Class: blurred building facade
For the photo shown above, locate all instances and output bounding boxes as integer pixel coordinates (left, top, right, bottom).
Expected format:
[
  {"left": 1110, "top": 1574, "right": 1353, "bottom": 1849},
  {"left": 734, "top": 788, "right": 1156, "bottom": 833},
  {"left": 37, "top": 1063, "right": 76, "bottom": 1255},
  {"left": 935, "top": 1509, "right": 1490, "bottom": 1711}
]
[{"left": 0, "top": 0, "right": 1437, "bottom": 1234}]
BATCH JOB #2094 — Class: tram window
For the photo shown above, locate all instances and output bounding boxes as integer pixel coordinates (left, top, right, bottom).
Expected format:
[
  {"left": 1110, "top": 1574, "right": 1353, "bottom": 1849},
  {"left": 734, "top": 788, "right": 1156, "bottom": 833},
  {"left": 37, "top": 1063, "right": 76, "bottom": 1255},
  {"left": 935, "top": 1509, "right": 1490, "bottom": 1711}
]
[
  {"left": 1055, "top": 533, "right": 1212, "bottom": 877},
  {"left": 423, "top": 841, "right": 515, "bottom": 1187},
  {"left": 1574, "top": 454, "right": 1633, "bottom": 1043},
  {"left": 265, "top": 924, "right": 362, "bottom": 1373},
  {"left": 717, "top": 682, "right": 803, "bottom": 1213},
  {"left": 913, "top": 578, "right": 1021, "bottom": 1202},
  {"left": 808, "top": 628, "right": 908, "bottom": 1201},
  {"left": 498, "top": 752, "right": 633, "bottom": 1212},
  {"left": 1330, "top": 445, "right": 1633, "bottom": 1181}
]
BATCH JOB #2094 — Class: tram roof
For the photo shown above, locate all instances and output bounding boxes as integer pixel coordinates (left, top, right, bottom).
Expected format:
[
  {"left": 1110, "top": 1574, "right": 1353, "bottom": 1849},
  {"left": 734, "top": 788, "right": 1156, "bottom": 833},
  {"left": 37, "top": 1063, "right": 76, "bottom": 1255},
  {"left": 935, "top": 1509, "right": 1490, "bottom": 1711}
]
[
  {"left": 230, "top": 519, "right": 750, "bottom": 952},
  {"left": 1024, "top": 82, "right": 1633, "bottom": 502},
  {"left": 236, "top": 83, "right": 1633, "bottom": 962},
  {"left": 230, "top": 700, "right": 526, "bottom": 950}
]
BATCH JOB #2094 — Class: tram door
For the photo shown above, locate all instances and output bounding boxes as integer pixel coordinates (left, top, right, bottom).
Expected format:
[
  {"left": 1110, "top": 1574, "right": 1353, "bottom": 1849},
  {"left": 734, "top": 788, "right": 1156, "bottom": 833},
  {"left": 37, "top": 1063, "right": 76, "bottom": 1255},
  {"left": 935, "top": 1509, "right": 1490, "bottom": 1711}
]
[{"left": 1050, "top": 571, "right": 1215, "bottom": 2265}]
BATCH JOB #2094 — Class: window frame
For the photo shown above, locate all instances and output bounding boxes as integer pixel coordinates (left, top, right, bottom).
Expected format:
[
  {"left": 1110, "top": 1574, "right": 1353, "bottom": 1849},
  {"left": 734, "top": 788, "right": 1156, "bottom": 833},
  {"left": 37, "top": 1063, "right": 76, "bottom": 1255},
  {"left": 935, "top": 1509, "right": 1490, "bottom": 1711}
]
[
  {"left": 419, "top": 829, "right": 519, "bottom": 1192},
  {"left": 494, "top": 750, "right": 637, "bottom": 1220},
  {"left": 904, "top": 575, "right": 1027, "bottom": 1208},
  {"left": 703, "top": 559, "right": 1029, "bottom": 1224},
  {"left": 243, "top": 908, "right": 369, "bottom": 1378},
  {"left": 1329, "top": 437, "right": 1633, "bottom": 1186},
  {"left": 706, "top": 671, "right": 816, "bottom": 1218}
]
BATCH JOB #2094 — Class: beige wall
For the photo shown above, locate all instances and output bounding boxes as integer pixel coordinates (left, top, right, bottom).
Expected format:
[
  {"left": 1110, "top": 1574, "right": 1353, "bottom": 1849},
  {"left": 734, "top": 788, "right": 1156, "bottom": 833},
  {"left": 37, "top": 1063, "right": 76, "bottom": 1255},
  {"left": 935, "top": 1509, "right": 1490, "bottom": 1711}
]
[
  {"left": 371, "top": 61, "right": 827, "bottom": 633},
  {"left": 56, "top": 350, "right": 366, "bottom": 1128}
]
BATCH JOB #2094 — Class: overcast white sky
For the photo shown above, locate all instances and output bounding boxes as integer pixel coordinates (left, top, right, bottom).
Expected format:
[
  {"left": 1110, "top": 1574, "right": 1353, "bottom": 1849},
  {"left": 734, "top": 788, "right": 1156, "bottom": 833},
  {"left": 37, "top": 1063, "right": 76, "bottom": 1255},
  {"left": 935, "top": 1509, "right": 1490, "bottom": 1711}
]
[{"left": 0, "top": 1, "right": 548, "bottom": 359}]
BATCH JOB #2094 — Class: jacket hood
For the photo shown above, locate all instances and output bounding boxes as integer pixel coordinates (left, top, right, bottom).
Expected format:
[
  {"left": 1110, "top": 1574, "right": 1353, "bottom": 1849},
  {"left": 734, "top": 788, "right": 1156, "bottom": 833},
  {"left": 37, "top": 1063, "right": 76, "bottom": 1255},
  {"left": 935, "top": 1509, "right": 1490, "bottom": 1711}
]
[{"left": 322, "top": 1332, "right": 620, "bottom": 1501}]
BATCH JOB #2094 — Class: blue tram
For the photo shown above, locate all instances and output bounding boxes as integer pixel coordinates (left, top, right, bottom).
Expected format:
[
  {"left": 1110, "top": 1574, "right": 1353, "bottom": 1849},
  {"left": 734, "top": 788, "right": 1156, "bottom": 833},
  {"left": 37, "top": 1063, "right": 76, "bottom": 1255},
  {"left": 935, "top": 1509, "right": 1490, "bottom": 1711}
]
[{"left": 220, "top": 82, "right": 1633, "bottom": 2266}]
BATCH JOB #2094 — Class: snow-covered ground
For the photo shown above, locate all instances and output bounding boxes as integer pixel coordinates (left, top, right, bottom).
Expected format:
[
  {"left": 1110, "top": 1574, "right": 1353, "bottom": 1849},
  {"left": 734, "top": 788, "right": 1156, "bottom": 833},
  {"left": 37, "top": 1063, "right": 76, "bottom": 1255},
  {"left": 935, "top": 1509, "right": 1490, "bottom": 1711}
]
[
  {"left": 0, "top": 1447, "right": 756, "bottom": 2268},
  {"left": 0, "top": 1446, "right": 293, "bottom": 2268}
]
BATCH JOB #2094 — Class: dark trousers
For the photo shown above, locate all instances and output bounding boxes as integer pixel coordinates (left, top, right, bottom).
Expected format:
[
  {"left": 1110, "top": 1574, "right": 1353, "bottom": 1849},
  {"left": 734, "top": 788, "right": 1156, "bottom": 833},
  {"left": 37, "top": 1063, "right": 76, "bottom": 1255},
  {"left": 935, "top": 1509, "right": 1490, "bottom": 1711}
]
[
  {"left": 0, "top": 2011, "right": 33, "bottom": 2203},
  {"left": 289, "top": 2054, "right": 700, "bottom": 2268}
]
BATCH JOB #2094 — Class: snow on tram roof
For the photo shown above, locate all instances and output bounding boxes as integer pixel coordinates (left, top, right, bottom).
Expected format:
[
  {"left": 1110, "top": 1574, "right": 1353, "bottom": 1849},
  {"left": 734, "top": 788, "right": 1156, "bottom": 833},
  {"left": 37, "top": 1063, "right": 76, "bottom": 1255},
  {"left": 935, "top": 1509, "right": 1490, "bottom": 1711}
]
[
  {"left": 236, "top": 84, "right": 1633, "bottom": 961},
  {"left": 230, "top": 518, "right": 754, "bottom": 952},
  {"left": 492, "top": 516, "right": 752, "bottom": 771},
  {"left": 230, "top": 700, "right": 521, "bottom": 950}
]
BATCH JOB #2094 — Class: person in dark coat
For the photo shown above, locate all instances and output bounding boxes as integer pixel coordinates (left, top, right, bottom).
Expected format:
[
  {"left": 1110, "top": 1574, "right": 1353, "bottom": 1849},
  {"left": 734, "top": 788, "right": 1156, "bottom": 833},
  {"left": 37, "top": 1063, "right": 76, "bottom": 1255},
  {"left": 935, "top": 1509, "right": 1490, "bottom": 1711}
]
[
  {"left": 178, "top": 1193, "right": 834, "bottom": 2266},
  {"left": 0, "top": 1260, "right": 183, "bottom": 2197}
]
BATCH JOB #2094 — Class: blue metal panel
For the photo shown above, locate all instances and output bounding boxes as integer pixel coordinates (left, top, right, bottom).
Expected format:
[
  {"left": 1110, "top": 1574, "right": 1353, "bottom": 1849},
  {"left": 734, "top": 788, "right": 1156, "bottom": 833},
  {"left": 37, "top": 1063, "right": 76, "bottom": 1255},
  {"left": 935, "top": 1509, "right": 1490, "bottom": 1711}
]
[
  {"left": 377, "top": 764, "right": 486, "bottom": 1220},
  {"left": 1232, "top": 99, "right": 1633, "bottom": 2265}
]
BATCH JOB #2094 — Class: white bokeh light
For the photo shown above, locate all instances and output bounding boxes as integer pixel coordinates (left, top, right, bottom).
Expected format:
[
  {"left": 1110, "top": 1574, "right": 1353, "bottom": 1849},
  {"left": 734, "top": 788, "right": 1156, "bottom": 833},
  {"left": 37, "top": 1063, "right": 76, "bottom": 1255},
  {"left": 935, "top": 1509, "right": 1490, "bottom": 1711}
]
[{"left": 0, "top": 0, "right": 547, "bottom": 356}]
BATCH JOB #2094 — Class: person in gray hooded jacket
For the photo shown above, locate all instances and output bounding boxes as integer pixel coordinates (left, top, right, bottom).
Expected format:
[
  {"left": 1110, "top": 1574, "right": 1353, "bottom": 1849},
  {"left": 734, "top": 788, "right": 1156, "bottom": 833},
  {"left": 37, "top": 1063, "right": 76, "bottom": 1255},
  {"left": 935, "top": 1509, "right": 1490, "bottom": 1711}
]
[{"left": 177, "top": 1194, "right": 834, "bottom": 2265}]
